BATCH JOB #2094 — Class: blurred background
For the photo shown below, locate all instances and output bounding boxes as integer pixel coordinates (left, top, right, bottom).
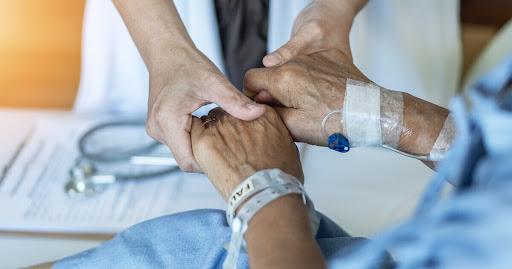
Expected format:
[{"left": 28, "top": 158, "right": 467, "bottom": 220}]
[
  {"left": 0, "top": 0, "right": 510, "bottom": 109},
  {"left": 0, "top": 0, "right": 84, "bottom": 109},
  {"left": 0, "top": 1, "right": 510, "bottom": 268}
]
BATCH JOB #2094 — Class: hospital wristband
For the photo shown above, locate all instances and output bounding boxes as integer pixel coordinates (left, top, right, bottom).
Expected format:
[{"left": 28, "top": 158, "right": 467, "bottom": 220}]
[
  {"left": 223, "top": 182, "right": 306, "bottom": 269},
  {"left": 226, "top": 169, "right": 303, "bottom": 226}
]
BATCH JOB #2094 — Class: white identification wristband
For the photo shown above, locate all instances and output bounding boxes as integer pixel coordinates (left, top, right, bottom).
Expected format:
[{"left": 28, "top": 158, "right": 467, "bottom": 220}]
[
  {"left": 223, "top": 183, "right": 304, "bottom": 269},
  {"left": 226, "top": 169, "right": 301, "bottom": 226}
]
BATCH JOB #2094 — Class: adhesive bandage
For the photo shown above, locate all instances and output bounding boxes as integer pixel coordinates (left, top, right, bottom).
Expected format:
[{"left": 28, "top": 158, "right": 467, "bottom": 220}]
[{"left": 325, "top": 79, "right": 455, "bottom": 161}]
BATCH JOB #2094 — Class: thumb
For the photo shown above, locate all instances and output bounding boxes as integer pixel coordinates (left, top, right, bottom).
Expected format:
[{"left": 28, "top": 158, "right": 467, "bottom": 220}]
[
  {"left": 263, "top": 33, "right": 308, "bottom": 67},
  {"left": 204, "top": 81, "right": 266, "bottom": 121}
]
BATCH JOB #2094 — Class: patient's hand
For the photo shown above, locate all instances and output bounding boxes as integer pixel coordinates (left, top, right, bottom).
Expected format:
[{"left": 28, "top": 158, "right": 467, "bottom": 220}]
[
  {"left": 244, "top": 49, "right": 369, "bottom": 146},
  {"left": 190, "top": 107, "right": 303, "bottom": 200},
  {"left": 244, "top": 49, "right": 453, "bottom": 166}
]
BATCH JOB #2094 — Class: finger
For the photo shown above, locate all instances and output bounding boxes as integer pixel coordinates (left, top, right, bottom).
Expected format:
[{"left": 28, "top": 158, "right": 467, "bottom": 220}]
[
  {"left": 254, "top": 90, "right": 281, "bottom": 106},
  {"left": 263, "top": 32, "right": 309, "bottom": 67},
  {"left": 243, "top": 68, "right": 273, "bottom": 99},
  {"left": 244, "top": 68, "right": 290, "bottom": 106},
  {"left": 208, "top": 107, "right": 228, "bottom": 120},
  {"left": 161, "top": 115, "right": 200, "bottom": 172},
  {"left": 203, "top": 79, "right": 265, "bottom": 121},
  {"left": 190, "top": 116, "right": 205, "bottom": 145}
]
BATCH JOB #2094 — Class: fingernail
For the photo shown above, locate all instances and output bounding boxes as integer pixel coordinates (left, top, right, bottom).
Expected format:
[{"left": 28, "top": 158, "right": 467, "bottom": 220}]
[{"left": 264, "top": 53, "right": 282, "bottom": 66}]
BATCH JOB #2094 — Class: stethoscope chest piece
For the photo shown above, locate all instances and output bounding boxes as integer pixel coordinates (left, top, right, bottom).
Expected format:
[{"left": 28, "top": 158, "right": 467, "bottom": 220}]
[{"left": 65, "top": 161, "right": 114, "bottom": 198}]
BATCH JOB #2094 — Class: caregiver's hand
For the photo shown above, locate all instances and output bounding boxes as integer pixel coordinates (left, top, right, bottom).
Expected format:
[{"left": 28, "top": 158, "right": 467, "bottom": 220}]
[
  {"left": 147, "top": 47, "right": 266, "bottom": 172},
  {"left": 190, "top": 107, "right": 303, "bottom": 200},
  {"left": 263, "top": 0, "right": 368, "bottom": 67},
  {"left": 245, "top": 49, "right": 369, "bottom": 146},
  {"left": 113, "top": 0, "right": 266, "bottom": 172}
]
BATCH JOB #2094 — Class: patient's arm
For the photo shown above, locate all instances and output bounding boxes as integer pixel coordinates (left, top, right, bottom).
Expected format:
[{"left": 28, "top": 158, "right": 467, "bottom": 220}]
[
  {"left": 244, "top": 49, "right": 454, "bottom": 167},
  {"left": 244, "top": 195, "right": 324, "bottom": 269},
  {"left": 191, "top": 107, "right": 326, "bottom": 269}
]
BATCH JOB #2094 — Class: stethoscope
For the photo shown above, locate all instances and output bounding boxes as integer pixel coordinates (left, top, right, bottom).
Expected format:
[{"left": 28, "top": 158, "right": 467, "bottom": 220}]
[{"left": 64, "top": 121, "right": 180, "bottom": 198}]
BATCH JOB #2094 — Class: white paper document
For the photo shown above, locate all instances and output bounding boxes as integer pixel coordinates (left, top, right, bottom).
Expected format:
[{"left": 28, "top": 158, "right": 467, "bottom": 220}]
[{"left": 0, "top": 114, "right": 224, "bottom": 234}]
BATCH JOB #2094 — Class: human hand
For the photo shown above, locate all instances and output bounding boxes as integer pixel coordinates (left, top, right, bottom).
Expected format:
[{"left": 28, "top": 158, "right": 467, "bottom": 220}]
[
  {"left": 246, "top": 49, "right": 454, "bottom": 165},
  {"left": 146, "top": 46, "right": 266, "bottom": 172},
  {"left": 245, "top": 49, "right": 369, "bottom": 146},
  {"left": 190, "top": 107, "right": 303, "bottom": 200},
  {"left": 263, "top": 0, "right": 362, "bottom": 67}
]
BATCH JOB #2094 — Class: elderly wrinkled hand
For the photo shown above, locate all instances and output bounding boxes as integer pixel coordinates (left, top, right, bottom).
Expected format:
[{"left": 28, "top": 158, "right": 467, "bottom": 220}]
[
  {"left": 190, "top": 107, "right": 303, "bottom": 200},
  {"left": 244, "top": 49, "right": 453, "bottom": 163},
  {"left": 245, "top": 49, "right": 369, "bottom": 146}
]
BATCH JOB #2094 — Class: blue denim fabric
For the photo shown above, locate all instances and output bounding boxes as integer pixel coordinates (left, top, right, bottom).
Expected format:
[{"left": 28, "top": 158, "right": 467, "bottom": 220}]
[{"left": 55, "top": 57, "right": 512, "bottom": 269}]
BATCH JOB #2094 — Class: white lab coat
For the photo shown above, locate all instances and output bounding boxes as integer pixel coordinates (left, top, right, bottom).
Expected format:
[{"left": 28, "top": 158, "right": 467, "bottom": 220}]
[{"left": 75, "top": 0, "right": 461, "bottom": 115}]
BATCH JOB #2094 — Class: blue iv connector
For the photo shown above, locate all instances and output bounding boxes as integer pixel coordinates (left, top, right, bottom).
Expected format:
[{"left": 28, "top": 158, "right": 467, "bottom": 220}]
[{"left": 327, "top": 133, "right": 350, "bottom": 153}]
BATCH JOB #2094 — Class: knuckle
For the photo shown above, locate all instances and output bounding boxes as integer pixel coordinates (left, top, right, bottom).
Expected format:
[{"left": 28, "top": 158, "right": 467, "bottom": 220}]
[
  {"left": 196, "top": 135, "right": 215, "bottom": 151},
  {"left": 305, "top": 21, "right": 325, "bottom": 40},
  {"left": 281, "top": 43, "right": 298, "bottom": 58},
  {"left": 220, "top": 88, "right": 240, "bottom": 101},
  {"left": 179, "top": 161, "right": 196, "bottom": 172},
  {"left": 276, "top": 65, "right": 300, "bottom": 85},
  {"left": 153, "top": 109, "right": 169, "bottom": 125},
  {"left": 243, "top": 69, "right": 256, "bottom": 87},
  {"left": 204, "top": 72, "right": 226, "bottom": 88},
  {"left": 265, "top": 109, "right": 280, "bottom": 122},
  {"left": 145, "top": 115, "right": 163, "bottom": 141},
  {"left": 145, "top": 123, "right": 157, "bottom": 139},
  {"left": 244, "top": 68, "right": 256, "bottom": 80}
]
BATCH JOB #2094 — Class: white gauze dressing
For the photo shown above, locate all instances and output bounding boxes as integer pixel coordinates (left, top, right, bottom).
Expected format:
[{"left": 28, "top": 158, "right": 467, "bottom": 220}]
[
  {"left": 338, "top": 79, "right": 454, "bottom": 161},
  {"left": 342, "top": 79, "right": 383, "bottom": 147},
  {"left": 428, "top": 115, "right": 455, "bottom": 161}
]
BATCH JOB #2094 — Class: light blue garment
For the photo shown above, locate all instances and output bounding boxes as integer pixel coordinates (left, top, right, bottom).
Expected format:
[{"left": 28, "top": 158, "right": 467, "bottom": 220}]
[
  {"left": 56, "top": 57, "right": 512, "bottom": 268},
  {"left": 54, "top": 210, "right": 379, "bottom": 268},
  {"left": 332, "top": 55, "right": 512, "bottom": 269}
]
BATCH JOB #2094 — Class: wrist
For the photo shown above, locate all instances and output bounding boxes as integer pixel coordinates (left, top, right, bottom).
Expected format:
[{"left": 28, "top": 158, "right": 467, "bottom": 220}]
[
  {"left": 146, "top": 40, "right": 198, "bottom": 74},
  {"left": 398, "top": 93, "right": 450, "bottom": 155},
  {"left": 246, "top": 195, "right": 312, "bottom": 241},
  {"left": 245, "top": 195, "right": 324, "bottom": 268}
]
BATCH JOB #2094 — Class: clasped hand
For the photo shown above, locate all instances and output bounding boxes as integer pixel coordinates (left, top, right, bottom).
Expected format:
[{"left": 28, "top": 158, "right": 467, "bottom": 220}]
[
  {"left": 191, "top": 49, "right": 366, "bottom": 198},
  {"left": 190, "top": 107, "right": 303, "bottom": 200}
]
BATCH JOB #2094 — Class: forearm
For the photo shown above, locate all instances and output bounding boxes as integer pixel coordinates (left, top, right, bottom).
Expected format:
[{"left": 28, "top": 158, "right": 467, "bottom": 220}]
[
  {"left": 397, "top": 93, "right": 451, "bottom": 156},
  {"left": 111, "top": 0, "right": 195, "bottom": 69},
  {"left": 245, "top": 195, "right": 325, "bottom": 269},
  {"left": 325, "top": 84, "right": 453, "bottom": 165}
]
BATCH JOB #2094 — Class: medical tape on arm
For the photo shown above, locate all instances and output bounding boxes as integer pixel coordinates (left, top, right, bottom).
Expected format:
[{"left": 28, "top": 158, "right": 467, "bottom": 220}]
[
  {"left": 428, "top": 115, "right": 456, "bottom": 161},
  {"left": 339, "top": 79, "right": 454, "bottom": 161}
]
